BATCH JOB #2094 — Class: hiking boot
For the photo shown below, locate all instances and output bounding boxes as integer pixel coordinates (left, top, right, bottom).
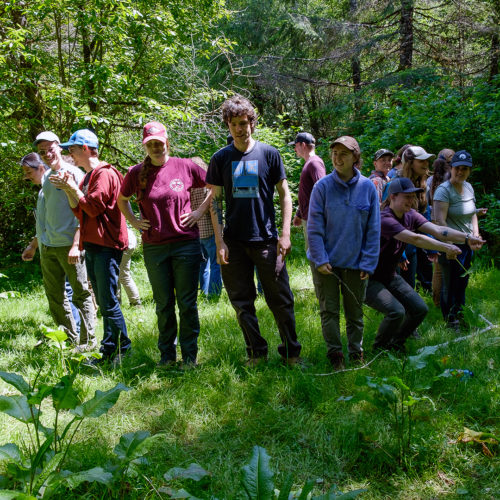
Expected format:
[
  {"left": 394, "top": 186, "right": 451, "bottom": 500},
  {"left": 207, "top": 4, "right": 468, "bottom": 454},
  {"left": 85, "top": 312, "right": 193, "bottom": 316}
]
[
  {"left": 73, "top": 341, "right": 98, "bottom": 354},
  {"left": 181, "top": 360, "right": 198, "bottom": 371},
  {"left": 157, "top": 359, "right": 177, "bottom": 369},
  {"left": 328, "top": 352, "right": 345, "bottom": 371},
  {"left": 245, "top": 356, "right": 267, "bottom": 368},
  {"left": 281, "top": 356, "right": 304, "bottom": 368},
  {"left": 349, "top": 351, "right": 364, "bottom": 365}
]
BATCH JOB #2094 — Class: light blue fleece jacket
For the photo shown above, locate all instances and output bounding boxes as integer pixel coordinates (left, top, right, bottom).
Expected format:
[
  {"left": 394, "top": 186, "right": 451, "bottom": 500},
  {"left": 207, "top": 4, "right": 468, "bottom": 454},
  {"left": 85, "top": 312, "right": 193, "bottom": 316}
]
[{"left": 306, "top": 168, "right": 380, "bottom": 274}]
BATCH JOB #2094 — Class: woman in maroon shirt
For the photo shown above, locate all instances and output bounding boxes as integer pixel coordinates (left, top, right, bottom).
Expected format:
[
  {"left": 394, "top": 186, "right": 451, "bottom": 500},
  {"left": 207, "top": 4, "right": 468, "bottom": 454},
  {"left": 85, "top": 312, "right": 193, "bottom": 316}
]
[{"left": 118, "top": 122, "right": 209, "bottom": 368}]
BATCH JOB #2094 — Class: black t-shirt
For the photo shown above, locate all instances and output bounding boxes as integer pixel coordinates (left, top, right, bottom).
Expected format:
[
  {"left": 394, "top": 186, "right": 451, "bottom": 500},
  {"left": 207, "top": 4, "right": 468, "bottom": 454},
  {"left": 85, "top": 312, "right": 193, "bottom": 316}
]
[
  {"left": 372, "top": 207, "right": 428, "bottom": 284},
  {"left": 206, "top": 141, "right": 286, "bottom": 242}
]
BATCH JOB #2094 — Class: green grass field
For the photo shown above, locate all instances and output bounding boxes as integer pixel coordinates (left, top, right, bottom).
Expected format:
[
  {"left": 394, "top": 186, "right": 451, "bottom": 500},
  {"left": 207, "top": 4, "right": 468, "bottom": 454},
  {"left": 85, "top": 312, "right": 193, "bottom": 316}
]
[{"left": 0, "top": 232, "right": 499, "bottom": 499}]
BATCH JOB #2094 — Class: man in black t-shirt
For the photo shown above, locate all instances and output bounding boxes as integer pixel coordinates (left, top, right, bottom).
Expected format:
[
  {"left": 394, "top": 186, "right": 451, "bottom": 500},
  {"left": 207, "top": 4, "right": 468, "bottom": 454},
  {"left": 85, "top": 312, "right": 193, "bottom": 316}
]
[
  {"left": 365, "top": 177, "right": 483, "bottom": 352},
  {"left": 206, "top": 95, "right": 301, "bottom": 366}
]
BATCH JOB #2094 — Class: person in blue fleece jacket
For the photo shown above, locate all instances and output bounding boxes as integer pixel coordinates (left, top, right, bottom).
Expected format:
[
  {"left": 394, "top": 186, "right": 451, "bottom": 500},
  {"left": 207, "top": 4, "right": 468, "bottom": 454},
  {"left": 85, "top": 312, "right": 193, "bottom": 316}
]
[{"left": 307, "top": 136, "right": 380, "bottom": 370}]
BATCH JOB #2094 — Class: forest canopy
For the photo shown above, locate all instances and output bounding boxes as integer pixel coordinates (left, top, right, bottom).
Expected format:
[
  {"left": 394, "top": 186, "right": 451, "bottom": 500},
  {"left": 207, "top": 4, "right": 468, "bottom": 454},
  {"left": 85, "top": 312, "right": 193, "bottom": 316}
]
[{"left": 1, "top": 0, "right": 499, "bottom": 260}]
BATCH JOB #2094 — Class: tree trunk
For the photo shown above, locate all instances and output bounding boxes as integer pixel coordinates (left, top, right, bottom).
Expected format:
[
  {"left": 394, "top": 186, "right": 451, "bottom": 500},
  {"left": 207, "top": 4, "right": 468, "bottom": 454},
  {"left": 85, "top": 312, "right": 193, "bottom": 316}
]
[
  {"left": 489, "top": 33, "right": 499, "bottom": 82},
  {"left": 398, "top": 0, "right": 414, "bottom": 71}
]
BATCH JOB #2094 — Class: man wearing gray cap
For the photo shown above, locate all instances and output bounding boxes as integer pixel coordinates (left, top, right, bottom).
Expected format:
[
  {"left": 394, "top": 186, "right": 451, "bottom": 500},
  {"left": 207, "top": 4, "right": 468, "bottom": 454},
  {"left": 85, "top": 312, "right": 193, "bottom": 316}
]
[
  {"left": 22, "top": 131, "right": 96, "bottom": 348},
  {"left": 289, "top": 132, "right": 326, "bottom": 249}
]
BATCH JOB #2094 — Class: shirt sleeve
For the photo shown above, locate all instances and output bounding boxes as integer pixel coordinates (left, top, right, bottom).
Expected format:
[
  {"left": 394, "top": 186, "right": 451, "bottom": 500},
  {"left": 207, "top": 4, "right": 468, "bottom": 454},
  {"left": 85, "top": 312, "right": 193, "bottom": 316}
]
[
  {"left": 306, "top": 181, "right": 330, "bottom": 267},
  {"left": 206, "top": 153, "right": 223, "bottom": 186},
  {"left": 77, "top": 168, "right": 118, "bottom": 218},
  {"left": 120, "top": 166, "right": 138, "bottom": 198},
  {"left": 433, "top": 184, "right": 450, "bottom": 203},
  {"left": 359, "top": 185, "right": 381, "bottom": 274}
]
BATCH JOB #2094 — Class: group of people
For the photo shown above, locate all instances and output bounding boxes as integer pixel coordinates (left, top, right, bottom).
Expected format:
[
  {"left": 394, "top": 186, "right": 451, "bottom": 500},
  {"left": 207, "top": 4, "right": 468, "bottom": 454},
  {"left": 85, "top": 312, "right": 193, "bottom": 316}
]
[{"left": 20, "top": 95, "right": 485, "bottom": 371}]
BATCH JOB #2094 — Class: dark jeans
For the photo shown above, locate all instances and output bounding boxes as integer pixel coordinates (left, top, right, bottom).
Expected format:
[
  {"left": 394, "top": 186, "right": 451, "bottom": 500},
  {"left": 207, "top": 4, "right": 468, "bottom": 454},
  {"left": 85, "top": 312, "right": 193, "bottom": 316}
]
[
  {"left": 400, "top": 243, "right": 417, "bottom": 289},
  {"left": 84, "top": 243, "right": 131, "bottom": 357},
  {"left": 439, "top": 244, "right": 472, "bottom": 323},
  {"left": 365, "top": 274, "right": 428, "bottom": 348},
  {"left": 221, "top": 238, "right": 301, "bottom": 359},
  {"left": 143, "top": 240, "right": 201, "bottom": 363}
]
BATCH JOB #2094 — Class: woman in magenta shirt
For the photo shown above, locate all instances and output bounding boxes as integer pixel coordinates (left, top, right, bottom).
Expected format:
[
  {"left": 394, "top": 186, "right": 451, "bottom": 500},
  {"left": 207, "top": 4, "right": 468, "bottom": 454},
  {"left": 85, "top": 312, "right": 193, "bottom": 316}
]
[{"left": 118, "top": 122, "right": 209, "bottom": 367}]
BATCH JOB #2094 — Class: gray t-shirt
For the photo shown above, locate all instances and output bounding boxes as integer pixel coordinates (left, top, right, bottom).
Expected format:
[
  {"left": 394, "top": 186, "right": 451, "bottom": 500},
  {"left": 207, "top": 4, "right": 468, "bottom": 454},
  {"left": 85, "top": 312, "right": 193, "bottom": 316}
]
[
  {"left": 433, "top": 180, "right": 476, "bottom": 234},
  {"left": 37, "top": 163, "right": 85, "bottom": 247}
]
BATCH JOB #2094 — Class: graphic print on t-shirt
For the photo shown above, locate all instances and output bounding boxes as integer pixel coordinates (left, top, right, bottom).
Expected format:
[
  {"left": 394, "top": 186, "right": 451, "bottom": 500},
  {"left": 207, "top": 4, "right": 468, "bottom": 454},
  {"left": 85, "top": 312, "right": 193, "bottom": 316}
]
[{"left": 232, "top": 160, "right": 259, "bottom": 198}]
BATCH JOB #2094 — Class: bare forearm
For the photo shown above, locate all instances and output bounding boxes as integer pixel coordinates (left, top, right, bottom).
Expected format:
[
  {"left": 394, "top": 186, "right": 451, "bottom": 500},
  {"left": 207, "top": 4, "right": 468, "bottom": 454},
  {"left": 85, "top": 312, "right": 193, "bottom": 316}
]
[
  {"left": 210, "top": 197, "right": 224, "bottom": 245},
  {"left": 118, "top": 198, "right": 139, "bottom": 225},
  {"left": 280, "top": 193, "right": 292, "bottom": 238}
]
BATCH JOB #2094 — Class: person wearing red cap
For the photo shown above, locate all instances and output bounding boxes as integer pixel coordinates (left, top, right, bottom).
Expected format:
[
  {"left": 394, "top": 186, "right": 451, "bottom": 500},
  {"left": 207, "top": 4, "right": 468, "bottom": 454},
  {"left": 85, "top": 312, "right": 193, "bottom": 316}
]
[
  {"left": 118, "top": 122, "right": 209, "bottom": 368},
  {"left": 50, "top": 129, "right": 131, "bottom": 366}
]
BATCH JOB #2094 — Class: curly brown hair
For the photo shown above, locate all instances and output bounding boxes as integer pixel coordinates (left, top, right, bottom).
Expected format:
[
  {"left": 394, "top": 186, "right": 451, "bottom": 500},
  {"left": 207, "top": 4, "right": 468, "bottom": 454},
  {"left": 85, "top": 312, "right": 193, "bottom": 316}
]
[{"left": 222, "top": 95, "right": 257, "bottom": 131}]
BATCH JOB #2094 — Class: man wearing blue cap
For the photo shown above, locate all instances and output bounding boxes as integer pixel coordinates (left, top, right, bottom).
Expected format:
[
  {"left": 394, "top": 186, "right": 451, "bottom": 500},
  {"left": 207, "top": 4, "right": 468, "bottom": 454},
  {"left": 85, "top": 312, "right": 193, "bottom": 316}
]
[
  {"left": 22, "top": 131, "right": 96, "bottom": 348},
  {"left": 50, "top": 129, "right": 131, "bottom": 365},
  {"left": 365, "top": 177, "right": 484, "bottom": 352}
]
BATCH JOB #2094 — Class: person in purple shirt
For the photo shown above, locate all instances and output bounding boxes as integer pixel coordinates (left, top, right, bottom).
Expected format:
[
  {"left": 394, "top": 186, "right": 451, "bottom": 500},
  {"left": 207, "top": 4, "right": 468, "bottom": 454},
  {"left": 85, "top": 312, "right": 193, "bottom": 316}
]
[
  {"left": 365, "top": 177, "right": 484, "bottom": 353},
  {"left": 289, "top": 132, "right": 326, "bottom": 249},
  {"left": 118, "top": 122, "right": 210, "bottom": 368}
]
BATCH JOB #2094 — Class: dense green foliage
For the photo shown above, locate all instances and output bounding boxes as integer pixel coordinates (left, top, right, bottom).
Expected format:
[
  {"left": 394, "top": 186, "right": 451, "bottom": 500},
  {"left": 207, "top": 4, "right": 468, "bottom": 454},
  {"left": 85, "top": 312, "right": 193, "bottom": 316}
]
[
  {"left": 0, "top": 237, "right": 499, "bottom": 498},
  {"left": 1, "top": 0, "right": 499, "bottom": 262}
]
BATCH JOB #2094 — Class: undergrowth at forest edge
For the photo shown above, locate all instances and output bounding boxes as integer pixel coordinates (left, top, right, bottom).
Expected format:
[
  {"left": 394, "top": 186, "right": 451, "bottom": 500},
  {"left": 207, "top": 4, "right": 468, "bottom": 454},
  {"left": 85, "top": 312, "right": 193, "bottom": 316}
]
[{"left": 0, "top": 241, "right": 498, "bottom": 499}]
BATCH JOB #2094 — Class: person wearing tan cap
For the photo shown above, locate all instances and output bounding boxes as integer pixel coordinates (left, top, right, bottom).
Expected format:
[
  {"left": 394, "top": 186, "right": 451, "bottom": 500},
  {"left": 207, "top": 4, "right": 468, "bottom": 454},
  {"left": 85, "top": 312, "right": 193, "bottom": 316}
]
[{"left": 307, "top": 136, "right": 380, "bottom": 370}]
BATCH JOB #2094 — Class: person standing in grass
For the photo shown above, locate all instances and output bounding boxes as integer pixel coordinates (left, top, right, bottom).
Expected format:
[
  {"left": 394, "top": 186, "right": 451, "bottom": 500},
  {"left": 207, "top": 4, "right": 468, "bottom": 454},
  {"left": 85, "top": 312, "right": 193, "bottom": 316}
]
[
  {"left": 50, "top": 129, "right": 131, "bottom": 365},
  {"left": 21, "top": 133, "right": 96, "bottom": 350},
  {"left": 190, "top": 157, "right": 222, "bottom": 298},
  {"left": 118, "top": 122, "right": 209, "bottom": 368},
  {"left": 290, "top": 132, "right": 326, "bottom": 250},
  {"left": 365, "top": 177, "right": 484, "bottom": 352},
  {"left": 307, "top": 136, "right": 380, "bottom": 370},
  {"left": 207, "top": 95, "right": 302, "bottom": 367},
  {"left": 433, "top": 150, "right": 485, "bottom": 331}
]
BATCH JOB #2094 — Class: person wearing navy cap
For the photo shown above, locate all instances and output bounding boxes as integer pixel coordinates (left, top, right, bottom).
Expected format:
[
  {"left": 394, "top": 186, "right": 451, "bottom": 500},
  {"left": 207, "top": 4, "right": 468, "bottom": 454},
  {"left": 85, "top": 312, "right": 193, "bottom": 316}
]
[
  {"left": 365, "top": 177, "right": 484, "bottom": 352},
  {"left": 433, "top": 150, "right": 486, "bottom": 331}
]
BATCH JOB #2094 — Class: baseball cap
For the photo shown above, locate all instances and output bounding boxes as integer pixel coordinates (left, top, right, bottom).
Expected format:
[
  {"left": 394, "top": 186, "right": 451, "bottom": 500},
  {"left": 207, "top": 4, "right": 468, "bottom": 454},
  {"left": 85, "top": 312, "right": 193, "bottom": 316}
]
[
  {"left": 142, "top": 121, "right": 168, "bottom": 144},
  {"left": 403, "top": 146, "right": 435, "bottom": 162},
  {"left": 288, "top": 132, "right": 316, "bottom": 146},
  {"left": 33, "top": 131, "right": 60, "bottom": 148},
  {"left": 451, "top": 150, "right": 472, "bottom": 168},
  {"left": 330, "top": 136, "right": 361, "bottom": 158},
  {"left": 387, "top": 177, "right": 424, "bottom": 196},
  {"left": 60, "top": 129, "right": 99, "bottom": 150},
  {"left": 374, "top": 148, "right": 394, "bottom": 160}
]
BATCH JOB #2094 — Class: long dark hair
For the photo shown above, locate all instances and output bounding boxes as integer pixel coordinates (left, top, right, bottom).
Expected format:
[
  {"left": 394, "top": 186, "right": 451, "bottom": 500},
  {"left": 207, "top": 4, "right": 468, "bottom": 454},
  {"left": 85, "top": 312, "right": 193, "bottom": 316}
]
[
  {"left": 429, "top": 158, "right": 451, "bottom": 204},
  {"left": 20, "top": 152, "right": 49, "bottom": 170}
]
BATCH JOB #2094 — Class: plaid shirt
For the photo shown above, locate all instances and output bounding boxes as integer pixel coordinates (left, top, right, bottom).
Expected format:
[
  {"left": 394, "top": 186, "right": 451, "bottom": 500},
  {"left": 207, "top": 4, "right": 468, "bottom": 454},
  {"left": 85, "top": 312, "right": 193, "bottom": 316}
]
[{"left": 191, "top": 186, "right": 213, "bottom": 239}]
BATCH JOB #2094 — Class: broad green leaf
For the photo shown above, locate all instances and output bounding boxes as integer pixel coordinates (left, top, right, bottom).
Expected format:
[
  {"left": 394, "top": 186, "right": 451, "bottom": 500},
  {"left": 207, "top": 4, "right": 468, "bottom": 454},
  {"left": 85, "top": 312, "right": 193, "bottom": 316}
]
[
  {"left": 457, "top": 427, "right": 499, "bottom": 444},
  {"left": 277, "top": 473, "right": 294, "bottom": 500},
  {"left": 63, "top": 467, "right": 114, "bottom": 489},
  {"left": 409, "top": 345, "right": 439, "bottom": 370},
  {"left": 27, "top": 385, "right": 52, "bottom": 405},
  {"left": 402, "top": 395, "right": 421, "bottom": 407},
  {"left": 385, "top": 376, "right": 410, "bottom": 392},
  {"left": 71, "top": 384, "right": 130, "bottom": 419},
  {"left": 0, "top": 491, "right": 36, "bottom": 499},
  {"left": 44, "top": 330, "right": 68, "bottom": 344},
  {"left": 30, "top": 436, "right": 54, "bottom": 473},
  {"left": 51, "top": 376, "right": 80, "bottom": 411},
  {"left": 0, "top": 395, "right": 38, "bottom": 423},
  {"left": 0, "top": 372, "right": 30, "bottom": 395},
  {"left": 113, "top": 431, "right": 160, "bottom": 462},
  {"left": 297, "top": 479, "right": 315, "bottom": 499},
  {"left": 240, "top": 446, "right": 274, "bottom": 500},
  {"left": 164, "top": 463, "right": 209, "bottom": 482},
  {"left": 157, "top": 488, "right": 201, "bottom": 499},
  {"left": 32, "top": 451, "right": 64, "bottom": 494},
  {"left": 0, "top": 444, "right": 22, "bottom": 465}
]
